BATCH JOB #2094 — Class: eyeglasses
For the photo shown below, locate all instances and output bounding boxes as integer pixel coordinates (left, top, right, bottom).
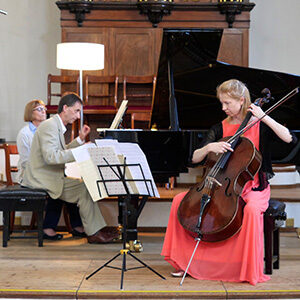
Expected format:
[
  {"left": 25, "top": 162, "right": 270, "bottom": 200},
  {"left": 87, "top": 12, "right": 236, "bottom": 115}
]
[{"left": 33, "top": 106, "right": 47, "bottom": 112}]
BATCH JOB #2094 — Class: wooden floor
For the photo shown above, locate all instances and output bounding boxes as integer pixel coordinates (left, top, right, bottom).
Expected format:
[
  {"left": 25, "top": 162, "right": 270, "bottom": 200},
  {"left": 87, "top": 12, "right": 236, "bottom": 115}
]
[{"left": 0, "top": 230, "right": 299, "bottom": 299}]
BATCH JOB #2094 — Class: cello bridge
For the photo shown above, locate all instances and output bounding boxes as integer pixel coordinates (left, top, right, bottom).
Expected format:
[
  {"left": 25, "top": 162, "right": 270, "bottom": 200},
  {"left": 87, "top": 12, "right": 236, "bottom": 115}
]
[{"left": 207, "top": 176, "right": 222, "bottom": 187}]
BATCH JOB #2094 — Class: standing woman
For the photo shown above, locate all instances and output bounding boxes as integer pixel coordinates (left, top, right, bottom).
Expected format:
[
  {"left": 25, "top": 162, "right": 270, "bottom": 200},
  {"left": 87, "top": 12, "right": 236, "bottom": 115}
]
[
  {"left": 17, "top": 100, "right": 85, "bottom": 240},
  {"left": 161, "top": 79, "right": 297, "bottom": 285}
]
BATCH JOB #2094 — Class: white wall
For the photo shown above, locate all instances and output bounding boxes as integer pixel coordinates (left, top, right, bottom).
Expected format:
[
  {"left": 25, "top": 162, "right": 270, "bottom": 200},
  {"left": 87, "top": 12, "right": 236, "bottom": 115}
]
[
  {"left": 0, "top": 0, "right": 60, "bottom": 141},
  {"left": 249, "top": 0, "right": 300, "bottom": 75}
]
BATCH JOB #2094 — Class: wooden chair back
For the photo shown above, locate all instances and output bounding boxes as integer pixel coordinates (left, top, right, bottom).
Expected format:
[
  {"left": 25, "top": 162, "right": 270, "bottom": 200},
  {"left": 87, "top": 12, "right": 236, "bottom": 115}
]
[
  {"left": 123, "top": 75, "right": 157, "bottom": 110},
  {"left": 84, "top": 75, "right": 118, "bottom": 108},
  {"left": 131, "top": 112, "right": 151, "bottom": 129},
  {"left": 47, "top": 74, "right": 80, "bottom": 140},
  {"left": 0, "top": 144, "right": 18, "bottom": 186},
  {"left": 47, "top": 74, "right": 80, "bottom": 107}
]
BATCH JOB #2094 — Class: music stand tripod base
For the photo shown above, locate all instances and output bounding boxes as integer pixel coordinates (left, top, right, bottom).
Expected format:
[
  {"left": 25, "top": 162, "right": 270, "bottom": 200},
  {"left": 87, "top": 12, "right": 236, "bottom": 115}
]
[
  {"left": 86, "top": 160, "right": 165, "bottom": 290},
  {"left": 86, "top": 194, "right": 165, "bottom": 290}
]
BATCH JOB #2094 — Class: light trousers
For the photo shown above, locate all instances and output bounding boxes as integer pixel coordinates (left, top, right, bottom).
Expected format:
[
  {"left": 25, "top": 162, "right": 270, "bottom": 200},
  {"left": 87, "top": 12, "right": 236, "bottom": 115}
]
[{"left": 59, "top": 177, "right": 106, "bottom": 235}]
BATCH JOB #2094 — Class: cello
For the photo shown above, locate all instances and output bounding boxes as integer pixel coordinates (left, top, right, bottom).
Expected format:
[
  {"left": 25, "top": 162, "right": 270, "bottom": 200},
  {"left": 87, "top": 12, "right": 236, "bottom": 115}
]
[{"left": 177, "top": 88, "right": 299, "bottom": 243}]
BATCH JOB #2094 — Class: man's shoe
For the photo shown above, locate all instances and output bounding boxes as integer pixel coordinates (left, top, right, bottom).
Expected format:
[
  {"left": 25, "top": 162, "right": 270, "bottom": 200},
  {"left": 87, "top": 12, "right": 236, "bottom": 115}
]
[
  {"left": 71, "top": 229, "right": 87, "bottom": 238},
  {"left": 87, "top": 229, "right": 119, "bottom": 244},
  {"left": 43, "top": 233, "right": 63, "bottom": 241},
  {"left": 100, "top": 226, "right": 119, "bottom": 235}
]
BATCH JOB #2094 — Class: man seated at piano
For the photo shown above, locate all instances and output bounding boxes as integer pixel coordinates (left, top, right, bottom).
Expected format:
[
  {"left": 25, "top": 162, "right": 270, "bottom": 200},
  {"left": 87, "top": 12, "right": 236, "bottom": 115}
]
[
  {"left": 17, "top": 99, "right": 85, "bottom": 240},
  {"left": 161, "top": 79, "right": 297, "bottom": 285},
  {"left": 21, "top": 93, "right": 119, "bottom": 244}
]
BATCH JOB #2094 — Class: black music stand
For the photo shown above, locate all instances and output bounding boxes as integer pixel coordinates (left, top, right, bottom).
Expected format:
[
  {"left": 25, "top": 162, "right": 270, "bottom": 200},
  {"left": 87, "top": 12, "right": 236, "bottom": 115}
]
[{"left": 86, "top": 158, "right": 166, "bottom": 290}]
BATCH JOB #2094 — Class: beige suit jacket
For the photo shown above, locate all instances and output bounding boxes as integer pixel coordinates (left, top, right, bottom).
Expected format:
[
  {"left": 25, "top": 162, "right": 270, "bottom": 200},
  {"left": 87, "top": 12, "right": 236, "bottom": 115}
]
[{"left": 22, "top": 114, "right": 80, "bottom": 199}]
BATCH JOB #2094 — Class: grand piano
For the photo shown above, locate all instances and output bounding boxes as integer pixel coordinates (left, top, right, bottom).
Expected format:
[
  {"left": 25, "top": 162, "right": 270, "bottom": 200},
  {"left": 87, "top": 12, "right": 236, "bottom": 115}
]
[
  {"left": 104, "top": 28, "right": 300, "bottom": 242},
  {"left": 105, "top": 28, "right": 300, "bottom": 179}
]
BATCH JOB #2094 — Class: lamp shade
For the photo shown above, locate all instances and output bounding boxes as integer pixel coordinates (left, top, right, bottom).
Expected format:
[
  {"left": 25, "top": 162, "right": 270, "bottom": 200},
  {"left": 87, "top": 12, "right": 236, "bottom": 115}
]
[{"left": 56, "top": 42, "right": 104, "bottom": 71}]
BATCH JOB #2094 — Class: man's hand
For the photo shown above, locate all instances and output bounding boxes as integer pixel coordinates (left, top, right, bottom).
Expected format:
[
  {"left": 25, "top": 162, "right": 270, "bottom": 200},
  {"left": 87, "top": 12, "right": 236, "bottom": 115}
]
[{"left": 79, "top": 124, "right": 91, "bottom": 141}]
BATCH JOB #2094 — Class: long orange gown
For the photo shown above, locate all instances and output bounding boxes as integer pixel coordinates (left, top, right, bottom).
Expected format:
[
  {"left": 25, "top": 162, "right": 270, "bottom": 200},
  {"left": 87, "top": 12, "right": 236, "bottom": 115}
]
[{"left": 161, "top": 119, "right": 271, "bottom": 285}]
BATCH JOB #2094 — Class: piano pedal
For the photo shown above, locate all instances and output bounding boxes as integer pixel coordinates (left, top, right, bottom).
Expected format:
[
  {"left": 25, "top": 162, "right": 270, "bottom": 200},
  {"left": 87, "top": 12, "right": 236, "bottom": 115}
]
[
  {"left": 117, "top": 224, "right": 123, "bottom": 240},
  {"left": 126, "top": 240, "right": 144, "bottom": 252}
]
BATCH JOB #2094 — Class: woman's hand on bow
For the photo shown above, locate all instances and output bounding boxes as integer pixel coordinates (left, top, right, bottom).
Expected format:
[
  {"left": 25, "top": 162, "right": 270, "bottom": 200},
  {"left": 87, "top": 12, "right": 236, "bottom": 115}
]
[
  {"left": 247, "top": 104, "right": 266, "bottom": 119},
  {"left": 208, "top": 141, "right": 233, "bottom": 155}
]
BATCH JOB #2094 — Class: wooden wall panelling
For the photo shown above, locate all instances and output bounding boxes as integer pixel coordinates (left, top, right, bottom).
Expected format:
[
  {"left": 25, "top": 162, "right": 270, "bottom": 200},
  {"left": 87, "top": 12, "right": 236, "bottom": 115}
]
[
  {"left": 217, "top": 28, "right": 249, "bottom": 66},
  {"left": 59, "top": 27, "right": 162, "bottom": 120},
  {"left": 62, "top": 27, "right": 110, "bottom": 76},
  {"left": 61, "top": 27, "right": 162, "bottom": 76},
  {"left": 61, "top": 27, "right": 111, "bottom": 104},
  {"left": 111, "top": 28, "right": 162, "bottom": 77}
]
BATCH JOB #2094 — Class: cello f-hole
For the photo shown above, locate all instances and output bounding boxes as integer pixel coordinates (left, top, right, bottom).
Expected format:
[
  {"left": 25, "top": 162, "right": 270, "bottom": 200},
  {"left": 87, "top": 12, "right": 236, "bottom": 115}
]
[
  {"left": 196, "top": 182, "right": 205, "bottom": 192},
  {"left": 224, "top": 177, "right": 232, "bottom": 197}
]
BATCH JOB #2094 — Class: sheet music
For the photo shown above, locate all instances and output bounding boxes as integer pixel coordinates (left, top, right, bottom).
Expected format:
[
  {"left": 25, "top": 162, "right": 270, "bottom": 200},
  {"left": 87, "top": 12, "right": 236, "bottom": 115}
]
[
  {"left": 95, "top": 139, "right": 159, "bottom": 197},
  {"left": 116, "top": 143, "right": 159, "bottom": 197},
  {"left": 88, "top": 146, "right": 134, "bottom": 196},
  {"left": 96, "top": 100, "right": 128, "bottom": 132},
  {"left": 110, "top": 100, "right": 128, "bottom": 129},
  {"left": 71, "top": 143, "right": 96, "bottom": 162},
  {"left": 71, "top": 140, "right": 159, "bottom": 200},
  {"left": 71, "top": 144, "right": 106, "bottom": 201}
]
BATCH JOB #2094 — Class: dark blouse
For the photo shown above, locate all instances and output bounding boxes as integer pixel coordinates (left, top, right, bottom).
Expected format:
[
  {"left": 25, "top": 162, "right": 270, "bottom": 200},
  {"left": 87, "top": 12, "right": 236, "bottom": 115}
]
[{"left": 190, "top": 121, "right": 298, "bottom": 190}]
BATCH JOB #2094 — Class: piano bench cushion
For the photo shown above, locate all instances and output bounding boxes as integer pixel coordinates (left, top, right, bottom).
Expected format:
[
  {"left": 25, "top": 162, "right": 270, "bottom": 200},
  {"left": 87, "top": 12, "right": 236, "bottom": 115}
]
[
  {"left": 264, "top": 199, "right": 286, "bottom": 220},
  {"left": 0, "top": 185, "right": 49, "bottom": 211}
]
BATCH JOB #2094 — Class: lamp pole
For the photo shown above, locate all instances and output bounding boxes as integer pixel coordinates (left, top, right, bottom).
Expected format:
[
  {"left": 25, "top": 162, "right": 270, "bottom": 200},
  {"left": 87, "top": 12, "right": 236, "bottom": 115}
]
[{"left": 79, "top": 69, "right": 84, "bottom": 129}]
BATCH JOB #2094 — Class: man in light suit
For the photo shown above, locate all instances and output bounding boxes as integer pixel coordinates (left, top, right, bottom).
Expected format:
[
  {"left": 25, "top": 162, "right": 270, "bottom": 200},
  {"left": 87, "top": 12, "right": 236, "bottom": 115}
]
[{"left": 22, "top": 93, "right": 118, "bottom": 243}]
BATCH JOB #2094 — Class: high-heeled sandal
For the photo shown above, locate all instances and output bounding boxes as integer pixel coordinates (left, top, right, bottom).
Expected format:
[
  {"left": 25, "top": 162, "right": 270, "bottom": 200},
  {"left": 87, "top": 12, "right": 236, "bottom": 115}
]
[{"left": 171, "top": 270, "right": 185, "bottom": 277}]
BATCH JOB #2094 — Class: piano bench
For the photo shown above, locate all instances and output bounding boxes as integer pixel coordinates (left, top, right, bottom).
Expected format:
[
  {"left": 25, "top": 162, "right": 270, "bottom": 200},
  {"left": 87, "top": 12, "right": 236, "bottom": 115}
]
[
  {"left": 0, "top": 185, "right": 48, "bottom": 247},
  {"left": 263, "top": 199, "right": 286, "bottom": 275}
]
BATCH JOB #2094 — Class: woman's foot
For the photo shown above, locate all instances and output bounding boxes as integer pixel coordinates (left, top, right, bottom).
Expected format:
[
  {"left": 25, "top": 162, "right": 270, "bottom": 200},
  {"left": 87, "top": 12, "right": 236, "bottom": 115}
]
[
  {"left": 72, "top": 226, "right": 87, "bottom": 237},
  {"left": 171, "top": 270, "right": 185, "bottom": 277},
  {"left": 43, "top": 228, "right": 63, "bottom": 240}
]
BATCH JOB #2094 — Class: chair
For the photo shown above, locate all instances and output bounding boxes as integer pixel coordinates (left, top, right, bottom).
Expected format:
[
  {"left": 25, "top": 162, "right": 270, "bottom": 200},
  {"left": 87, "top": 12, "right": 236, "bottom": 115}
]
[
  {"left": 47, "top": 74, "right": 80, "bottom": 114},
  {"left": 0, "top": 144, "right": 73, "bottom": 246},
  {"left": 131, "top": 112, "right": 151, "bottom": 129},
  {"left": 123, "top": 75, "right": 157, "bottom": 128},
  {"left": 84, "top": 75, "right": 119, "bottom": 115},
  {"left": 47, "top": 74, "right": 80, "bottom": 139},
  {"left": 0, "top": 144, "right": 48, "bottom": 247},
  {"left": 263, "top": 198, "right": 287, "bottom": 274}
]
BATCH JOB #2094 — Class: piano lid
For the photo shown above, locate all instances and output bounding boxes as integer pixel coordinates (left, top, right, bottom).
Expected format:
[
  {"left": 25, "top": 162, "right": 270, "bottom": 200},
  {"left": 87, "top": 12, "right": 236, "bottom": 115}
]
[{"left": 151, "top": 29, "right": 300, "bottom": 130}]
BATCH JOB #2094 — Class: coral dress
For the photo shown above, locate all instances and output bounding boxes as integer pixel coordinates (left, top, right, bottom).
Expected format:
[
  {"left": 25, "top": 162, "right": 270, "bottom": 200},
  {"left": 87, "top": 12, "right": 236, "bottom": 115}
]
[{"left": 161, "top": 119, "right": 271, "bottom": 285}]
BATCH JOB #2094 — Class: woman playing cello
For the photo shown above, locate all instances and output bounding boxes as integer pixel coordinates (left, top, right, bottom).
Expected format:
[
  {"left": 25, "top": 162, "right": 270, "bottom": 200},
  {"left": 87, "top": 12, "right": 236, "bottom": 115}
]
[{"left": 161, "top": 79, "right": 297, "bottom": 285}]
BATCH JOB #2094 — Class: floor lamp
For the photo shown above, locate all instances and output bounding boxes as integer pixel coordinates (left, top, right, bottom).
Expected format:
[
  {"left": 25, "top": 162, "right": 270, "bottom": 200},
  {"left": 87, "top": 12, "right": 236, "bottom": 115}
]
[{"left": 56, "top": 42, "right": 105, "bottom": 129}]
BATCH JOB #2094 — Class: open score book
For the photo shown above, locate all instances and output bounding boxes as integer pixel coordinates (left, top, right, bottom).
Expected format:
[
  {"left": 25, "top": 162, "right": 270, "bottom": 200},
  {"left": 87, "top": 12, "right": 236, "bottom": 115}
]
[{"left": 71, "top": 139, "right": 159, "bottom": 201}]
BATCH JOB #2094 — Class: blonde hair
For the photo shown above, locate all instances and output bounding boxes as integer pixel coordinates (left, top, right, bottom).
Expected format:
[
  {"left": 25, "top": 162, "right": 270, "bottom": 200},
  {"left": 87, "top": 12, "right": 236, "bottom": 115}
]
[
  {"left": 24, "top": 99, "right": 45, "bottom": 122},
  {"left": 216, "top": 79, "right": 251, "bottom": 119}
]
